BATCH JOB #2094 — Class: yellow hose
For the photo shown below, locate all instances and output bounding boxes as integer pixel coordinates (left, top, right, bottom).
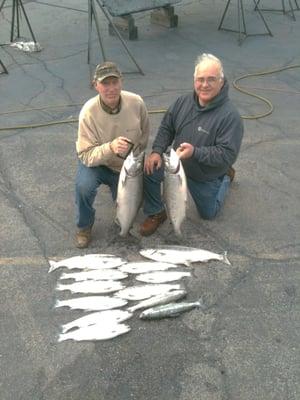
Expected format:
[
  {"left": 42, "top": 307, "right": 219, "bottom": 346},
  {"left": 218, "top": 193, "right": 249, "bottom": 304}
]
[{"left": 233, "top": 64, "right": 300, "bottom": 119}]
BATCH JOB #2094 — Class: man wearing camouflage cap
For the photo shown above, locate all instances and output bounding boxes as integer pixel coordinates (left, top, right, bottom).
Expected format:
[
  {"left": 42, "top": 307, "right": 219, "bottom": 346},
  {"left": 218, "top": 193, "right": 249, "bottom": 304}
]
[{"left": 75, "top": 61, "right": 149, "bottom": 248}]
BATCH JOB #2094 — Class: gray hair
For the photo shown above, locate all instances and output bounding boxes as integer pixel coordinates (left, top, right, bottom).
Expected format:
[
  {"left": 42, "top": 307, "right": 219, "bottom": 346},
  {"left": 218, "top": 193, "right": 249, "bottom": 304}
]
[{"left": 194, "top": 53, "right": 224, "bottom": 79}]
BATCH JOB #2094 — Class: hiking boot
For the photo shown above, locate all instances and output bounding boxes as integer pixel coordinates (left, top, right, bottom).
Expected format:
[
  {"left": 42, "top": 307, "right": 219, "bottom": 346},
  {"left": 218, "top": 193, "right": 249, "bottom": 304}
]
[
  {"left": 75, "top": 226, "right": 92, "bottom": 248},
  {"left": 140, "top": 210, "right": 167, "bottom": 237},
  {"left": 227, "top": 166, "right": 235, "bottom": 183}
]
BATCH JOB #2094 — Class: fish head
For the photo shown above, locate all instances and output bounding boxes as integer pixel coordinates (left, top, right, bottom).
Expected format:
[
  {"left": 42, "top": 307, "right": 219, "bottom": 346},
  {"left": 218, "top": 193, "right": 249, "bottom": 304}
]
[
  {"left": 163, "top": 148, "right": 180, "bottom": 174},
  {"left": 124, "top": 151, "right": 144, "bottom": 176}
]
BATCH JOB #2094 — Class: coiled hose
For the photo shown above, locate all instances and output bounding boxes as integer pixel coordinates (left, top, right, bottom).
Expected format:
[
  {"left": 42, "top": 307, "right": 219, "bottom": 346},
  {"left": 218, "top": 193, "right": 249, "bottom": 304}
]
[{"left": 0, "top": 64, "right": 299, "bottom": 131}]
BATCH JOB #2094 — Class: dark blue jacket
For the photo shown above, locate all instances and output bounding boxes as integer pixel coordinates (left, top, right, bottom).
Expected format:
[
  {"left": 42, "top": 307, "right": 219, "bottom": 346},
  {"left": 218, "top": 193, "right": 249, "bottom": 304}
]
[{"left": 152, "top": 79, "right": 244, "bottom": 182}]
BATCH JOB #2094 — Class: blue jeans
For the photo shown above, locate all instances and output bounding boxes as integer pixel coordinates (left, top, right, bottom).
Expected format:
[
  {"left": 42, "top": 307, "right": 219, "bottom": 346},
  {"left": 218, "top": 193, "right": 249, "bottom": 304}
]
[
  {"left": 75, "top": 161, "right": 119, "bottom": 229},
  {"left": 143, "top": 167, "right": 231, "bottom": 220}
]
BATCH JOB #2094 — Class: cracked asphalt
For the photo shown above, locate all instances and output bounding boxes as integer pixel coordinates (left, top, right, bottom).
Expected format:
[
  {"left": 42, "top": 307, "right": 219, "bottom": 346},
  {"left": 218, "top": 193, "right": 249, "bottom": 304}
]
[{"left": 0, "top": 1, "right": 299, "bottom": 399}]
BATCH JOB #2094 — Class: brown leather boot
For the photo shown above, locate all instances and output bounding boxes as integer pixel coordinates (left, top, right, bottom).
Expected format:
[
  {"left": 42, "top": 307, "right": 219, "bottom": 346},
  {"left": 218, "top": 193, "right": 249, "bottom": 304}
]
[
  {"left": 140, "top": 210, "right": 167, "bottom": 237},
  {"left": 227, "top": 166, "right": 235, "bottom": 182},
  {"left": 75, "top": 226, "right": 92, "bottom": 248}
]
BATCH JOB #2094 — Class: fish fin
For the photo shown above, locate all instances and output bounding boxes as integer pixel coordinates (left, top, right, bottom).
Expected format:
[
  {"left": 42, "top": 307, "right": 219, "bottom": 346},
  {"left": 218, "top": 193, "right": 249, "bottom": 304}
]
[
  {"left": 223, "top": 251, "right": 231, "bottom": 265},
  {"left": 169, "top": 313, "right": 181, "bottom": 318},
  {"left": 178, "top": 173, "right": 183, "bottom": 185},
  {"left": 48, "top": 260, "right": 58, "bottom": 273},
  {"left": 120, "top": 174, "right": 128, "bottom": 186}
]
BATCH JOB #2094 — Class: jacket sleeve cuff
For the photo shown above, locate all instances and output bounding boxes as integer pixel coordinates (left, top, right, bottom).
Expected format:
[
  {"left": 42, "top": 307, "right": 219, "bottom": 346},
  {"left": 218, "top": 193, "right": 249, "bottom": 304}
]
[{"left": 151, "top": 147, "right": 164, "bottom": 156}]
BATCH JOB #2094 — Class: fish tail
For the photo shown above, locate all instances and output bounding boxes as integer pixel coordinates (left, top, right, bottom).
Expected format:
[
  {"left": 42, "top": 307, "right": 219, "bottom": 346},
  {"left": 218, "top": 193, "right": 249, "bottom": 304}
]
[
  {"left": 119, "top": 229, "right": 127, "bottom": 238},
  {"left": 48, "top": 260, "right": 58, "bottom": 273},
  {"left": 60, "top": 322, "right": 70, "bottom": 333},
  {"left": 196, "top": 298, "right": 205, "bottom": 309},
  {"left": 54, "top": 299, "right": 62, "bottom": 308},
  {"left": 174, "top": 227, "right": 182, "bottom": 237},
  {"left": 223, "top": 251, "right": 231, "bottom": 265},
  {"left": 56, "top": 283, "right": 63, "bottom": 291},
  {"left": 57, "top": 332, "right": 68, "bottom": 342}
]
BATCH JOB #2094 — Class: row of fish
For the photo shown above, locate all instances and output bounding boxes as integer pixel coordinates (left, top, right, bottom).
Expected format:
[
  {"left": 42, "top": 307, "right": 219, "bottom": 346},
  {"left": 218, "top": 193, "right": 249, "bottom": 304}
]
[
  {"left": 49, "top": 245, "right": 230, "bottom": 273},
  {"left": 57, "top": 293, "right": 204, "bottom": 342},
  {"left": 50, "top": 247, "right": 230, "bottom": 342},
  {"left": 115, "top": 149, "right": 187, "bottom": 237},
  {"left": 55, "top": 288, "right": 201, "bottom": 342}
]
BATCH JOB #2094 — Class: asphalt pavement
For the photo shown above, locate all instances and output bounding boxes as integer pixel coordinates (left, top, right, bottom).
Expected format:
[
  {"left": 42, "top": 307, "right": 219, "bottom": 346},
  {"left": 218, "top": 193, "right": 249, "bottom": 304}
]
[{"left": 0, "top": 1, "right": 299, "bottom": 399}]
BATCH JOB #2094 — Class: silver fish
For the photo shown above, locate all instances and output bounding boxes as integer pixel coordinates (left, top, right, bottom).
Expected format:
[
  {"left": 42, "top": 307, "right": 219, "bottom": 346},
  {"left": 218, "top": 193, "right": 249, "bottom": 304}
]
[
  {"left": 118, "top": 261, "right": 179, "bottom": 274},
  {"left": 61, "top": 310, "right": 132, "bottom": 333},
  {"left": 56, "top": 280, "right": 125, "bottom": 294},
  {"left": 60, "top": 269, "right": 128, "bottom": 282},
  {"left": 135, "top": 271, "right": 191, "bottom": 283},
  {"left": 140, "top": 245, "right": 231, "bottom": 267},
  {"left": 54, "top": 296, "right": 127, "bottom": 311},
  {"left": 163, "top": 149, "right": 187, "bottom": 236},
  {"left": 116, "top": 151, "right": 144, "bottom": 237},
  {"left": 128, "top": 289, "right": 187, "bottom": 312},
  {"left": 58, "top": 322, "right": 130, "bottom": 342},
  {"left": 139, "top": 299, "right": 204, "bottom": 320},
  {"left": 48, "top": 254, "right": 126, "bottom": 273},
  {"left": 114, "top": 283, "right": 182, "bottom": 301}
]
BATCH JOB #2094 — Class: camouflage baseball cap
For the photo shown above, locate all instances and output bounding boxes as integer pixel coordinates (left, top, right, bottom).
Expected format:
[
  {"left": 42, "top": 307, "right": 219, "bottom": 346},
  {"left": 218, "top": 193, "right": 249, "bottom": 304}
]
[{"left": 94, "top": 61, "right": 122, "bottom": 82}]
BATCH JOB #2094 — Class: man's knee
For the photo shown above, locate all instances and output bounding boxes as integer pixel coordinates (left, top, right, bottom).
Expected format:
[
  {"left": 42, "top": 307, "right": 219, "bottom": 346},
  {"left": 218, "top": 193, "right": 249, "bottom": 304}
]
[
  {"left": 76, "top": 180, "right": 95, "bottom": 198},
  {"left": 197, "top": 207, "right": 219, "bottom": 220}
]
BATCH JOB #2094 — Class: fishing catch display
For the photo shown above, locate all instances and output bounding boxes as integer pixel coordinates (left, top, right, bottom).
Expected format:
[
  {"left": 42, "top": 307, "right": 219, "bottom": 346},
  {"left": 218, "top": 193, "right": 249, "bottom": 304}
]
[{"left": 49, "top": 247, "right": 231, "bottom": 342}]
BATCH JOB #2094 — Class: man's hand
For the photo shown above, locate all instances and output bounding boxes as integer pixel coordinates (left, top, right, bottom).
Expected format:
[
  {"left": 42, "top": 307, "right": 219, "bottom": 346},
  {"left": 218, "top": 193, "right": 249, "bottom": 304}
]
[
  {"left": 176, "top": 142, "right": 194, "bottom": 159},
  {"left": 144, "top": 152, "right": 162, "bottom": 175},
  {"left": 110, "top": 136, "right": 132, "bottom": 155}
]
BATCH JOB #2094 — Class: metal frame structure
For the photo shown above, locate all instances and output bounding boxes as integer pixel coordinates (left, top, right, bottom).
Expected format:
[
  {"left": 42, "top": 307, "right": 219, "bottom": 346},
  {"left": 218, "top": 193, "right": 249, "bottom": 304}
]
[
  {"left": 254, "top": 0, "right": 299, "bottom": 21},
  {"left": 218, "top": 0, "right": 273, "bottom": 45},
  {"left": 87, "top": 0, "right": 144, "bottom": 77},
  {"left": 0, "top": 58, "right": 8, "bottom": 74},
  {"left": 0, "top": 0, "right": 38, "bottom": 43}
]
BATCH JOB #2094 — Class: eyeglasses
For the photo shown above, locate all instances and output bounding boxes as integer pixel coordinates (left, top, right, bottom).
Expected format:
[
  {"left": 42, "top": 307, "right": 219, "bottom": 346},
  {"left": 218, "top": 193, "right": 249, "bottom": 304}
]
[{"left": 195, "top": 76, "right": 222, "bottom": 85}]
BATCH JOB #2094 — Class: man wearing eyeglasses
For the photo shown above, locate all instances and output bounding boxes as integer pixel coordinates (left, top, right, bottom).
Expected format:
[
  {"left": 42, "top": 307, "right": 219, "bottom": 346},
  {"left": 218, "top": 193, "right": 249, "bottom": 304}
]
[
  {"left": 140, "top": 53, "right": 244, "bottom": 236},
  {"left": 75, "top": 61, "right": 149, "bottom": 248}
]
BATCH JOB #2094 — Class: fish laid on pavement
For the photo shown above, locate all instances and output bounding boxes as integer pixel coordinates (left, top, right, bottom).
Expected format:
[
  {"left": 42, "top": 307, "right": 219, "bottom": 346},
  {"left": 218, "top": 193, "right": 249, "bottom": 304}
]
[
  {"left": 140, "top": 245, "right": 230, "bottom": 267},
  {"left": 128, "top": 289, "right": 187, "bottom": 312},
  {"left": 58, "top": 322, "right": 131, "bottom": 342},
  {"left": 114, "top": 283, "right": 182, "bottom": 301},
  {"left": 115, "top": 151, "right": 144, "bottom": 237},
  {"left": 139, "top": 299, "right": 204, "bottom": 320},
  {"left": 135, "top": 271, "right": 191, "bottom": 284},
  {"left": 56, "top": 280, "right": 125, "bottom": 294},
  {"left": 48, "top": 254, "right": 126, "bottom": 273},
  {"left": 60, "top": 269, "right": 128, "bottom": 282},
  {"left": 163, "top": 149, "right": 187, "bottom": 236},
  {"left": 54, "top": 296, "right": 127, "bottom": 311},
  {"left": 118, "top": 261, "right": 179, "bottom": 274},
  {"left": 61, "top": 309, "right": 133, "bottom": 333}
]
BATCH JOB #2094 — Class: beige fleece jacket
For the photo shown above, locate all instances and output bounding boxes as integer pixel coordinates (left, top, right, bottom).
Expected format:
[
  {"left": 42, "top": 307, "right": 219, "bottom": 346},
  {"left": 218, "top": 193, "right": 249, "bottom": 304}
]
[{"left": 76, "top": 90, "right": 150, "bottom": 172}]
